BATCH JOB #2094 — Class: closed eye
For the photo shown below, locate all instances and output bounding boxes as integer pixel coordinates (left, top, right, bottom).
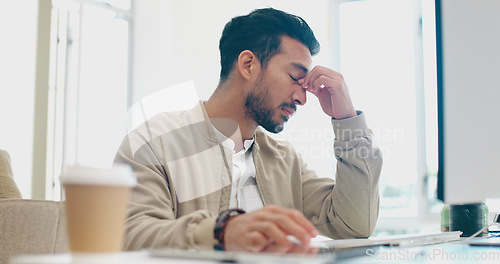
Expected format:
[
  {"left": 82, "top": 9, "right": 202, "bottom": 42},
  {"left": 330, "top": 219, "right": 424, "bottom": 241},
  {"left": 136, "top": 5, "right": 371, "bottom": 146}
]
[{"left": 289, "top": 75, "right": 299, "bottom": 82}]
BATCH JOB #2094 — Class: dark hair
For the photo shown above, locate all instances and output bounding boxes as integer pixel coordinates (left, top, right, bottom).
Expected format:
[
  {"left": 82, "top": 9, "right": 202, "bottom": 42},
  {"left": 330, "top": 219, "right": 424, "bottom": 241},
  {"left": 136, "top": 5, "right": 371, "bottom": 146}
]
[{"left": 218, "top": 8, "right": 320, "bottom": 82}]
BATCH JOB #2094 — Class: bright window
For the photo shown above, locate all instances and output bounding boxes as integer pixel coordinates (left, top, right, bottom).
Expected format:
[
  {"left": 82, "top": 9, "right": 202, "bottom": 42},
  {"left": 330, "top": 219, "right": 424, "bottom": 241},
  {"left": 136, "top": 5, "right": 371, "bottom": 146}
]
[
  {"left": 335, "top": 0, "right": 440, "bottom": 232},
  {"left": 0, "top": 1, "right": 38, "bottom": 198},
  {"left": 48, "top": 0, "right": 132, "bottom": 199},
  {"left": 75, "top": 4, "right": 129, "bottom": 167}
]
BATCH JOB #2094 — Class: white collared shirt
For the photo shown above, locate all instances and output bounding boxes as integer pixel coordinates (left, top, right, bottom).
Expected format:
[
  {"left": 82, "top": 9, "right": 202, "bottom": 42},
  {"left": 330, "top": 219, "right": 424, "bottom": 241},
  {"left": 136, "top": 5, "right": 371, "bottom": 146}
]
[{"left": 215, "top": 129, "right": 264, "bottom": 212}]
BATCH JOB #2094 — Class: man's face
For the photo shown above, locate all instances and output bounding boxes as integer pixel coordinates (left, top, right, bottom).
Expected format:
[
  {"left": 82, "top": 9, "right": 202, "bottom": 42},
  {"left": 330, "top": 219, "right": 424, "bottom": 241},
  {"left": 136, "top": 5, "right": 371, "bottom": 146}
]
[{"left": 245, "top": 36, "right": 312, "bottom": 133}]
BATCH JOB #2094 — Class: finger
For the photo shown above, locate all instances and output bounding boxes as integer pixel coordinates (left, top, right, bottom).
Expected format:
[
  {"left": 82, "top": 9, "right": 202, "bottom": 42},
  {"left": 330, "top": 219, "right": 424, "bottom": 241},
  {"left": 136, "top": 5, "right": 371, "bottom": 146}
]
[
  {"left": 285, "top": 210, "right": 318, "bottom": 239},
  {"left": 312, "top": 76, "right": 335, "bottom": 94},
  {"left": 262, "top": 242, "right": 294, "bottom": 254},
  {"left": 298, "top": 78, "right": 311, "bottom": 93},
  {"left": 303, "top": 66, "right": 343, "bottom": 92},
  {"left": 301, "top": 65, "right": 320, "bottom": 88},
  {"left": 305, "top": 85, "right": 321, "bottom": 97},
  {"left": 243, "top": 231, "right": 270, "bottom": 252},
  {"left": 264, "top": 206, "right": 318, "bottom": 242},
  {"left": 302, "top": 66, "right": 329, "bottom": 89},
  {"left": 261, "top": 213, "right": 314, "bottom": 246},
  {"left": 307, "top": 75, "right": 329, "bottom": 94},
  {"left": 250, "top": 221, "right": 291, "bottom": 248}
]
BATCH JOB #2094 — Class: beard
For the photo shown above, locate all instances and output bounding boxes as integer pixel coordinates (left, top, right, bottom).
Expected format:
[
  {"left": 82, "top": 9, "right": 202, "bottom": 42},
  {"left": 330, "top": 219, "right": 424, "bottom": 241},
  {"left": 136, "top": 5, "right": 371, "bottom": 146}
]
[{"left": 244, "top": 73, "right": 296, "bottom": 134}]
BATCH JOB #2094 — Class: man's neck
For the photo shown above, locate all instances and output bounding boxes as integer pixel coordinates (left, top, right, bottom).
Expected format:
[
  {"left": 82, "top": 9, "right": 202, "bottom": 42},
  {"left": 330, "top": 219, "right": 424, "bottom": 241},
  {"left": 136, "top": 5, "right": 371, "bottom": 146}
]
[{"left": 205, "top": 83, "right": 257, "bottom": 143}]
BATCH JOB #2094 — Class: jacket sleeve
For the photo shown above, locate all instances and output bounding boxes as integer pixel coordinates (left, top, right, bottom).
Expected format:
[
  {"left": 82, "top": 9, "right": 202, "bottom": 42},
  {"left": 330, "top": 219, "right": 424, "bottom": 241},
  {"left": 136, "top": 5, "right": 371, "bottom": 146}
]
[
  {"left": 301, "top": 111, "right": 382, "bottom": 238},
  {"left": 114, "top": 134, "right": 217, "bottom": 251}
]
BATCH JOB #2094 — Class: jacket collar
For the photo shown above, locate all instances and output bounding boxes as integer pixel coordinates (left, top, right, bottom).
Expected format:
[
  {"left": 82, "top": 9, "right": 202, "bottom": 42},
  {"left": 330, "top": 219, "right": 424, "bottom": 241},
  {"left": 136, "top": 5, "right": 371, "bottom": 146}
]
[
  {"left": 186, "top": 100, "right": 219, "bottom": 144},
  {"left": 187, "top": 100, "right": 263, "bottom": 158}
]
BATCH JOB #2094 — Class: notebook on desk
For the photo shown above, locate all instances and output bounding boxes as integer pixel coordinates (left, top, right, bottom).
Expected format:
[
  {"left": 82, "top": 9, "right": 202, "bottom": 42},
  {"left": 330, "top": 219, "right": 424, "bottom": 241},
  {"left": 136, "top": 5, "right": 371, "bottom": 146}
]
[{"left": 317, "top": 231, "right": 463, "bottom": 249}]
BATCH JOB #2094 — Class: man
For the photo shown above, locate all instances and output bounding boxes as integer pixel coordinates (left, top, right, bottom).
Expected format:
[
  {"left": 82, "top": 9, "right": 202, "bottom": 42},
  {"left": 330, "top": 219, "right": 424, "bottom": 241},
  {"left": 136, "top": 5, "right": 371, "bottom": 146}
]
[{"left": 114, "top": 8, "right": 382, "bottom": 253}]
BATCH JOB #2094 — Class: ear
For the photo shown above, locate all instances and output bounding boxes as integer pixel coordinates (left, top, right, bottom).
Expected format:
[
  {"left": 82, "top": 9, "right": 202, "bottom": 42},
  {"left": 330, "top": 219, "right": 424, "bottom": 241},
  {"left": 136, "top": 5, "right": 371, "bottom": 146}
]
[{"left": 237, "top": 50, "right": 260, "bottom": 81}]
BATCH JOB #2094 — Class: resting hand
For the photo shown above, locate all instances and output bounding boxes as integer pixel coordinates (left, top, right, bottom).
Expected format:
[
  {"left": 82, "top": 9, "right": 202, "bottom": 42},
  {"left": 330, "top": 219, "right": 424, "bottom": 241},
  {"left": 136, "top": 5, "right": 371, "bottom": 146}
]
[
  {"left": 298, "top": 66, "right": 356, "bottom": 119},
  {"left": 223, "top": 205, "right": 319, "bottom": 253}
]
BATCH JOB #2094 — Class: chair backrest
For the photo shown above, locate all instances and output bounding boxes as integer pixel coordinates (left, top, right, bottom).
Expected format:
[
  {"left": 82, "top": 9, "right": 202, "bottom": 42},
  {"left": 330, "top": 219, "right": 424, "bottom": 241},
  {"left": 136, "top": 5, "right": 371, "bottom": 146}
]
[
  {"left": 0, "top": 150, "right": 68, "bottom": 264},
  {"left": 0, "top": 199, "right": 69, "bottom": 264},
  {"left": 0, "top": 149, "right": 21, "bottom": 199}
]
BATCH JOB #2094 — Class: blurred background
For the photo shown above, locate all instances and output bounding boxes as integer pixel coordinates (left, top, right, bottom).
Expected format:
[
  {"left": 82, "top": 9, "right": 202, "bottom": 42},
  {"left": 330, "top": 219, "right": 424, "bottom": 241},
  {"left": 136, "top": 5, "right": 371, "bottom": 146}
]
[{"left": 0, "top": 0, "right": 467, "bottom": 235}]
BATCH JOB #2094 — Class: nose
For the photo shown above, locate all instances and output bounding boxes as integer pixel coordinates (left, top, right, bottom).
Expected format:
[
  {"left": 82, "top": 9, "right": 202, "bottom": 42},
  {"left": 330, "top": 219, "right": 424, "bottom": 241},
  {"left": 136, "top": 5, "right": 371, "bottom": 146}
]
[{"left": 291, "top": 85, "right": 307, "bottom": 106}]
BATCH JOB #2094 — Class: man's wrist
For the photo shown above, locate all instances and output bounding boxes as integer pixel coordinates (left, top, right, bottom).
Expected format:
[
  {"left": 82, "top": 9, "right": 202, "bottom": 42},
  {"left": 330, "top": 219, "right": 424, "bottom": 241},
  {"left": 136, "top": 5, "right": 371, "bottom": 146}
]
[
  {"left": 332, "top": 111, "right": 368, "bottom": 141},
  {"left": 214, "top": 208, "right": 246, "bottom": 250}
]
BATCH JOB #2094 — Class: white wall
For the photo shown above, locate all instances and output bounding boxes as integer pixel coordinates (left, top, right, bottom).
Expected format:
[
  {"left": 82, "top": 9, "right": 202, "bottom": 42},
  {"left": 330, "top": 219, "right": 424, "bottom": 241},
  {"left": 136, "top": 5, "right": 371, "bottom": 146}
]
[
  {"left": 133, "top": 0, "right": 337, "bottom": 179},
  {"left": 133, "top": 0, "right": 331, "bottom": 102},
  {"left": 0, "top": 0, "right": 39, "bottom": 198}
]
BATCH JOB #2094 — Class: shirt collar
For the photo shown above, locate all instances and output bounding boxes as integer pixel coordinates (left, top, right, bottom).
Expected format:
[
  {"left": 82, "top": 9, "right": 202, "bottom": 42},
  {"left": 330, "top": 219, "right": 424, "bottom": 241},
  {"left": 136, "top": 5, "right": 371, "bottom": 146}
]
[
  {"left": 243, "top": 138, "right": 254, "bottom": 152},
  {"left": 213, "top": 125, "right": 254, "bottom": 153}
]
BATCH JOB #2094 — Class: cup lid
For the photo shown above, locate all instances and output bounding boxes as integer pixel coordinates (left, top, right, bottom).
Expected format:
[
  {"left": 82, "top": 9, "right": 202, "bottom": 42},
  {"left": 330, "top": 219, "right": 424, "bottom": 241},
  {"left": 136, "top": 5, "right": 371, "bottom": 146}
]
[{"left": 60, "top": 164, "right": 137, "bottom": 187}]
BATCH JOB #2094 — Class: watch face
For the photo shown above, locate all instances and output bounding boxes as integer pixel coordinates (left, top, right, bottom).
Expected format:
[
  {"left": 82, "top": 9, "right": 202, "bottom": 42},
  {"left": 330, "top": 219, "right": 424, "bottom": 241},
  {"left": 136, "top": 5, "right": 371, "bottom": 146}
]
[{"left": 229, "top": 211, "right": 239, "bottom": 217}]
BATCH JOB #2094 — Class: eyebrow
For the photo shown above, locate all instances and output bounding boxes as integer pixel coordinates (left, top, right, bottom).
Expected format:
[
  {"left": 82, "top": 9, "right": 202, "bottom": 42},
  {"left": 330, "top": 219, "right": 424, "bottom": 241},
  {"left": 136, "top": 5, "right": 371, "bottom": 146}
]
[{"left": 292, "top": 63, "right": 309, "bottom": 74}]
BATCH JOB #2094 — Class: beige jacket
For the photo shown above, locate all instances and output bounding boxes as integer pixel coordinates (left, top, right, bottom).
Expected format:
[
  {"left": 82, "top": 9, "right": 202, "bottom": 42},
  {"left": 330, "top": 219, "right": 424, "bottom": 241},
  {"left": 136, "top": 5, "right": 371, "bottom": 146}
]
[{"left": 114, "top": 101, "right": 382, "bottom": 250}]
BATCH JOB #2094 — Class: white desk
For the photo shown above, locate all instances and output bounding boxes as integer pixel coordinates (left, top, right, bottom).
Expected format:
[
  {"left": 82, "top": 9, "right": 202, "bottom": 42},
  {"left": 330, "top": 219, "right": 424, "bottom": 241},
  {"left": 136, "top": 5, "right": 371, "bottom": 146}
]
[
  {"left": 10, "top": 243, "right": 500, "bottom": 264},
  {"left": 10, "top": 251, "right": 206, "bottom": 264}
]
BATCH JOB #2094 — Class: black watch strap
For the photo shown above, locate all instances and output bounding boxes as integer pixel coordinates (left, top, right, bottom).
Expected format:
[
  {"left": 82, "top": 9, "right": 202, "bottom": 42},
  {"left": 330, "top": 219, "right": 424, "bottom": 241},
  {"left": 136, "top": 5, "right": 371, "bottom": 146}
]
[{"left": 214, "top": 208, "right": 246, "bottom": 250}]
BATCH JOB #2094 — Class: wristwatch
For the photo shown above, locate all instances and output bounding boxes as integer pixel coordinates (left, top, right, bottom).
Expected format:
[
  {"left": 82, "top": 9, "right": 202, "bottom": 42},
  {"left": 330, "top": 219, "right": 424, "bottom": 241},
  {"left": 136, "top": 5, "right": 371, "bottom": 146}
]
[{"left": 214, "top": 208, "right": 246, "bottom": 250}]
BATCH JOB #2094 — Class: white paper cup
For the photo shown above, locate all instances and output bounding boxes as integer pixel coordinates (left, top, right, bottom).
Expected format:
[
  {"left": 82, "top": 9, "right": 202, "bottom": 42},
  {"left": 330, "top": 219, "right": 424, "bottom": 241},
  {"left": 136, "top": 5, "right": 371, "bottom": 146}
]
[{"left": 61, "top": 164, "right": 136, "bottom": 253}]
